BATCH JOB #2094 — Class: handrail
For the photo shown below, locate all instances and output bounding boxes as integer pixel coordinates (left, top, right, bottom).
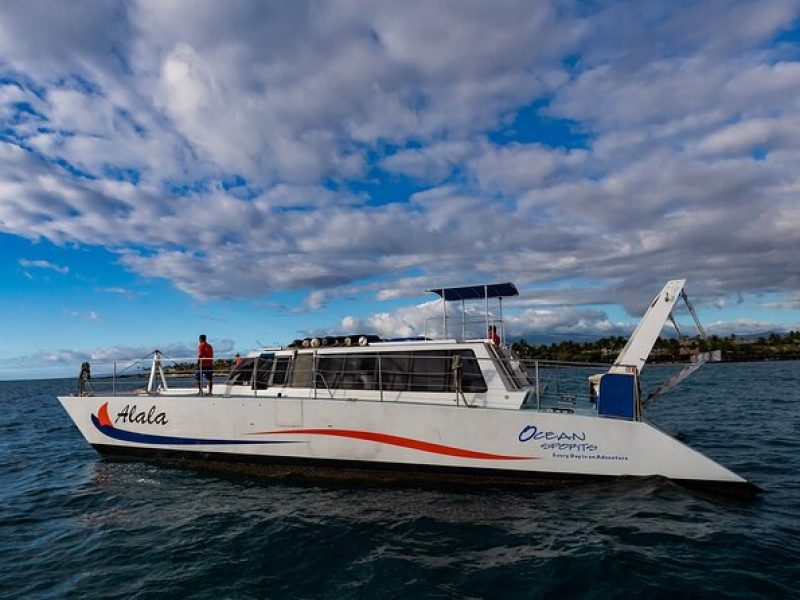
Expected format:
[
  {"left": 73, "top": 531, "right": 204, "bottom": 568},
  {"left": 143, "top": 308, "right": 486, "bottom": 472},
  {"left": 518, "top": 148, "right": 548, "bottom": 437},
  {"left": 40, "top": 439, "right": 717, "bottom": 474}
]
[
  {"left": 74, "top": 351, "right": 663, "bottom": 422},
  {"left": 314, "top": 371, "right": 336, "bottom": 399},
  {"left": 423, "top": 315, "right": 506, "bottom": 341}
]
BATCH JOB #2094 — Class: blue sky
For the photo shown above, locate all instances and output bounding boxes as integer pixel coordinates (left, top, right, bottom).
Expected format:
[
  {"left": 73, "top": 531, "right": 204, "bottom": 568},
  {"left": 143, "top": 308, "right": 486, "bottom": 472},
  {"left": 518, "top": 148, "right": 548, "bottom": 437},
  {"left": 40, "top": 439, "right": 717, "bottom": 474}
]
[{"left": 1, "top": 1, "right": 799, "bottom": 379}]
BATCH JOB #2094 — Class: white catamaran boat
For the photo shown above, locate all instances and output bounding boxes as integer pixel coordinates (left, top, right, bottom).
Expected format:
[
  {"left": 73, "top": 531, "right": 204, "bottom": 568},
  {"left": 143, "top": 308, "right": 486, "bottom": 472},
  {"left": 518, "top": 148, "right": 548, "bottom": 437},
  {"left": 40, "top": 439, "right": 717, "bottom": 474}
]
[{"left": 58, "top": 280, "right": 758, "bottom": 494}]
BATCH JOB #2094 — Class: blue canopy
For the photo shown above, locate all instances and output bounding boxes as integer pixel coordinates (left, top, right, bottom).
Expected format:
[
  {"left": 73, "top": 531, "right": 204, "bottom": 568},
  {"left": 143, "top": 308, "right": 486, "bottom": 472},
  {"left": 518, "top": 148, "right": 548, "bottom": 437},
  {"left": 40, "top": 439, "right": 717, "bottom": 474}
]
[{"left": 427, "top": 282, "right": 519, "bottom": 301}]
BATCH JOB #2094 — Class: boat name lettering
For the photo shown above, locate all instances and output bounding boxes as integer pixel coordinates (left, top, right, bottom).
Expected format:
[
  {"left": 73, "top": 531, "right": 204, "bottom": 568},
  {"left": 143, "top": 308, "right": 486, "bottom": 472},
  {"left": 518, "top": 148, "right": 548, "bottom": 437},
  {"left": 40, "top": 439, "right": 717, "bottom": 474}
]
[
  {"left": 115, "top": 404, "right": 169, "bottom": 425},
  {"left": 518, "top": 424, "right": 586, "bottom": 443}
]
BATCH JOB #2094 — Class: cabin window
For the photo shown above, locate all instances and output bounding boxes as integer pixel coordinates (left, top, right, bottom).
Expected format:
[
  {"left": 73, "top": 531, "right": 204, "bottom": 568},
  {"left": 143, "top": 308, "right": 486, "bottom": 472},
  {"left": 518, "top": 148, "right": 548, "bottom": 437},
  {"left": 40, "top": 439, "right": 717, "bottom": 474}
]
[
  {"left": 407, "top": 352, "right": 450, "bottom": 393},
  {"left": 342, "top": 354, "right": 377, "bottom": 389},
  {"left": 285, "top": 349, "right": 487, "bottom": 394},
  {"left": 254, "top": 354, "right": 275, "bottom": 389},
  {"left": 316, "top": 355, "right": 344, "bottom": 389},
  {"left": 227, "top": 357, "right": 255, "bottom": 386},
  {"left": 379, "top": 353, "right": 412, "bottom": 391},
  {"left": 272, "top": 356, "right": 291, "bottom": 386},
  {"left": 289, "top": 353, "right": 313, "bottom": 388},
  {"left": 225, "top": 353, "right": 280, "bottom": 389},
  {"left": 405, "top": 350, "right": 486, "bottom": 393},
  {"left": 451, "top": 350, "right": 487, "bottom": 393},
  {"left": 311, "top": 350, "right": 486, "bottom": 394}
]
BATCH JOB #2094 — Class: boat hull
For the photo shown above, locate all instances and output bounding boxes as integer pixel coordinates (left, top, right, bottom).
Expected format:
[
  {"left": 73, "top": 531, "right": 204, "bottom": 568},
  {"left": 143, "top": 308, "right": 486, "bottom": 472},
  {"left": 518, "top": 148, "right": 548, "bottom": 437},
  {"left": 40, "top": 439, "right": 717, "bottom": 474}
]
[{"left": 59, "top": 394, "right": 757, "bottom": 494}]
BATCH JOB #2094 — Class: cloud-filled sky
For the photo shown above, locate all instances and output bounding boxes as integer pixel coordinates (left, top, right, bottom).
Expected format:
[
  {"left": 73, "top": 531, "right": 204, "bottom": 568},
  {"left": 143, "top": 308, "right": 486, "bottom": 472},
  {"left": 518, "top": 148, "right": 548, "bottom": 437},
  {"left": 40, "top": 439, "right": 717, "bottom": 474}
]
[{"left": 1, "top": 0, "right": 799, "bottom": 378}]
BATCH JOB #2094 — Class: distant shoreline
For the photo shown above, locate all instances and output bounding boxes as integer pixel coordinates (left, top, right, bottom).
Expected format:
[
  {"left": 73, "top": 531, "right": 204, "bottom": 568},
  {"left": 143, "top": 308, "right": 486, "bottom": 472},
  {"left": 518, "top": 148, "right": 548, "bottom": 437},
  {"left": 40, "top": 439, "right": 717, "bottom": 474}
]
[
  {"left": 512, "top": 332, "right": 800, "bottom": 364},
  {"left": 2, "top": 336, "right": 799, "bottom": 383}
]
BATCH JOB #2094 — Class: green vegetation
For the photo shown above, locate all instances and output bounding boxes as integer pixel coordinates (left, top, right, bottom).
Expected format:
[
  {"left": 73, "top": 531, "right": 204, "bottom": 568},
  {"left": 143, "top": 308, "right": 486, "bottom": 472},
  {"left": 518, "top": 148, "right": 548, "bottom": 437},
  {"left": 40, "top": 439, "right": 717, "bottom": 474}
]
[
  {"left": 164, "top": 358, "right": 236, "bottom": 375},
  {"left": 512, "top": 331, "right": 800, "bottom": 363}
]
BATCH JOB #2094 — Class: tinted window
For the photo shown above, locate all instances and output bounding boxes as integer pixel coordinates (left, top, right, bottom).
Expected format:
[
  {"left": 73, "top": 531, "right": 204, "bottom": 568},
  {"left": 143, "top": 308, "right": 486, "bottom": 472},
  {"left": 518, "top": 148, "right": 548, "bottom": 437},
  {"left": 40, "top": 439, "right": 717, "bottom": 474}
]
[
  {"left": 272, "top": 356, "right": 291, "bottom": 386},
  {"left": 227, "top": 357, "right": 255, "bottom": 386},
  {"left": 289, "top": 353, "right": 313, "bottom": 388},
  {"left": 379, "top": 353, "right": 411, "bottom": 391},
  {"left": 254, "top": 355, "right": 275, "bottom": 389},
  {"left": 373, "top": 350, "right": 486, "bottom": 393},
  {"left": 316, "top": 355, "right": 343, "bottom": 390},
  {"left": 281, "top": 349, "right": 487, "bottom": 394},
  {"left": 408, "top": 352, "right": 450, "bottom": 392},
  {"left": 227, "top": 355, "right": 278, "bottom": 389},
  {"left": 341, "top": 354, "right": 376, "bottom": 390},
  {"left": 451, "top": 350, "right": 487, "bottom": 393}
]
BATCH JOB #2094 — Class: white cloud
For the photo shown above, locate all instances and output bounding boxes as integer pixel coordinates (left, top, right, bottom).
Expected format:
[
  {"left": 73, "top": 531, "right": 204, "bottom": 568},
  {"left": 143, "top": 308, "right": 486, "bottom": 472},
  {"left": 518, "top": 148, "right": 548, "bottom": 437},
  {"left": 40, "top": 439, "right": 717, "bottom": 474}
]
[
  {"left": 761, "top": 297, "right": 800, "bottom": 310},
  {"left": 0, "top": 338, "right": 237, "bottom": 371},
  {"left": 18, "top": 258, "right": 69, "bottom": 274},
  {"left": 327, "top": 297, "right": 797, "bottom": 343},
  {"left": 337, "top": 300, "right": 442, "bottom": 339},
  {"left": 381, "top": 141, "right": 476, "bottom": 182},
  {"left": 0, "top": 0, "right": 798, "bottom": 322},
  {"left": 706, "top": 319, "right": 800, "bottom": 336},
  {"left": 694, "top": 116, "right": 800, "bottom": 156},
  {"left": 332, "top": 300, "right": 625, "bottom": 341},
  {"left": 469, "top": 141, "right": 588, "bottom": 193},
  {"left": 67, "top": 310, "right": 101, "bottom": 321}
]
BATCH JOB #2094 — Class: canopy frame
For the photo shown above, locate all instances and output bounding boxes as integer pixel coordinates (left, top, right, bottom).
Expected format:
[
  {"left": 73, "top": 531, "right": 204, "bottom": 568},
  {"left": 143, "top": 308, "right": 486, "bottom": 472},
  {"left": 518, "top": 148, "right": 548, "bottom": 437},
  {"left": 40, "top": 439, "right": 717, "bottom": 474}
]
[{"left": 427, "top": 282, "right": 519, "bottom": 343}]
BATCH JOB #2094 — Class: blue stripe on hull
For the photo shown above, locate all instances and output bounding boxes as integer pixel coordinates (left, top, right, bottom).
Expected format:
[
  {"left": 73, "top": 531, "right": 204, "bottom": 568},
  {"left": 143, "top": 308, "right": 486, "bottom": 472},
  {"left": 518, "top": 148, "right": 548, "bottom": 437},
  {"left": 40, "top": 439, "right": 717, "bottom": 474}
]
[{"left": 91, "top": 414, "right": 299, "bottom": 446}]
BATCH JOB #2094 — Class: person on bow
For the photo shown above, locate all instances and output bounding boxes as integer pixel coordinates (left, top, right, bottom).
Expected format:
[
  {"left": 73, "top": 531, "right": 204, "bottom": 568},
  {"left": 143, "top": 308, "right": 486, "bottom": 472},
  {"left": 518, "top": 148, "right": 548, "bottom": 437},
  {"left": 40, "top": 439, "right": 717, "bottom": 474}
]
[{"left": 196, "top": 334, "right": 214, "bottom": 395}]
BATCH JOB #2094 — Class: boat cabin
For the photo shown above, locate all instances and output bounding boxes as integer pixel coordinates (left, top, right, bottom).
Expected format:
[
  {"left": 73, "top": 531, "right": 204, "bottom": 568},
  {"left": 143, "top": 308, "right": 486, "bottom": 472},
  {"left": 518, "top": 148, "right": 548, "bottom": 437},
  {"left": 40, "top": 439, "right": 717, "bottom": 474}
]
[
  {"left": 225, "top": 339, "right": 531, "bottom": 410},
  {"left": 222, "top": 282, "right": 533, "bottom": 409}
]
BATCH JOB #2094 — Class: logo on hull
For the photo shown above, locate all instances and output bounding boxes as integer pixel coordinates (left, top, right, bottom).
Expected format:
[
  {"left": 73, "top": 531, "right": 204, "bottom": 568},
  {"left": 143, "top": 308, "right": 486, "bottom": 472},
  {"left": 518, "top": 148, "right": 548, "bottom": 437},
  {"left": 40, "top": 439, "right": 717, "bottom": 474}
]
[
  {"left": 518, "top": 424, "right": 629, "bottom": 462},
  {"left": 91, "top": 402, "right": 297, "bottom": 447}
]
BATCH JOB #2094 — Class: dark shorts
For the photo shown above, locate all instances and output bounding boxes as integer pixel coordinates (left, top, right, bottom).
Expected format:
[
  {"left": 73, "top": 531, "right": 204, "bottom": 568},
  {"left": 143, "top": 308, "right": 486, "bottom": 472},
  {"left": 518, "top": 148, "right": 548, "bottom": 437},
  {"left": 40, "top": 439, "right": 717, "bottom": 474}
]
[{"left": 195, "top": 367, "right": 213, "bottom": 381}]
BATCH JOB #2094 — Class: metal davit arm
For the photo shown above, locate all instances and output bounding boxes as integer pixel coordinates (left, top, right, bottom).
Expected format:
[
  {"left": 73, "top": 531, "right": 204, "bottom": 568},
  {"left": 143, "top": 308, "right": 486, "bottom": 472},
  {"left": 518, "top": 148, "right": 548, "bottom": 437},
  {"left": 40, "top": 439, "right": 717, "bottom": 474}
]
[
  {"left": 607, "top": 279, "right": 721, "bottom": 407},
  {"left": 611, "top": 279, "right": 686, "bottom": 374}
]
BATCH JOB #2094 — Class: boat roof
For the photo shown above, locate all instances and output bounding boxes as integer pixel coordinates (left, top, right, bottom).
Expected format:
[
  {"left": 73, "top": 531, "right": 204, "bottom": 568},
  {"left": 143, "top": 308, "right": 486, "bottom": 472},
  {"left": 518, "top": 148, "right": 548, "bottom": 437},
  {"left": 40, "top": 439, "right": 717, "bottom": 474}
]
[
  {"left": 250, "top": 338, "right": 487, "bottom": 356},
  {"left": 427, "top": 282, "right": 519, "bottom": 301}
]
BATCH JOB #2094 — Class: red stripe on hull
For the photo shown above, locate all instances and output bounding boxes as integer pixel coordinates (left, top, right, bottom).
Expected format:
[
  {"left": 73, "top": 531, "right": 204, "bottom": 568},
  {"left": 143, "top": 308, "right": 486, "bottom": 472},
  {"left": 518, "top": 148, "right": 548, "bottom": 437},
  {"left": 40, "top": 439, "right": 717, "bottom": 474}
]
[{"left": 253, "top": 428, "right": 535, "bottom": 460}]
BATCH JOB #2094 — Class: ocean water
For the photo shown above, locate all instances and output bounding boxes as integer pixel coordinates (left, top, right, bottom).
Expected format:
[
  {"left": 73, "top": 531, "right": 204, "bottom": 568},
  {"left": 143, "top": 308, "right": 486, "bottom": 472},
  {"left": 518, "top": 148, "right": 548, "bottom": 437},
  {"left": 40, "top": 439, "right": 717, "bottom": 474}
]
[{"left": 1, "top": 362, "right": 798, "bottom": 599}]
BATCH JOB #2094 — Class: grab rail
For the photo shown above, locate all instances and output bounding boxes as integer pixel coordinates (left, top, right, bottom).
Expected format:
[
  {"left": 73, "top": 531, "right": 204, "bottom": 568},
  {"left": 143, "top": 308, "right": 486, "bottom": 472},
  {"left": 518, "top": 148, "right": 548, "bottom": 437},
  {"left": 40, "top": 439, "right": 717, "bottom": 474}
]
[
  {"left": 73, "top": 352, "right": 659, "bottom": 420},
  {"left": 423, "top": 316, "right": 506, "bottom": 342}
]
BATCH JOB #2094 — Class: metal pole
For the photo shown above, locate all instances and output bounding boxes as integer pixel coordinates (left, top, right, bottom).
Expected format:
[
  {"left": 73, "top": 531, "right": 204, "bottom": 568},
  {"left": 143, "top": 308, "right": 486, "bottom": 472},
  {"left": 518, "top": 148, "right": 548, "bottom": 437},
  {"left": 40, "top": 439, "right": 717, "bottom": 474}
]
[
  {"left": 377, "top": 353, "right": 383, "bottom": 402},
  {"left": 535, "top": 360, "right": 540, "bottom": 410},
  {"left": 441, "top": 289, "right": 447, "bottom": 338},
  {"left": 313, "top": 352, "right": 317, "bottom": 399},
  {"left": 499, "top": 297, "right": 504, "bottom": 345},
  {"left": 484, "top": 285, "right": 489, "bottom": 339},
  {"left": 461, "top": 299, "right": 465, "bottom": 340},
  {"left": 253, "top": 356, "right": 258, "bottom": 397},
  {"left": 112, "top": 361, "right": 116, "bottom": 397},
  {"left": 147, "top": 353, "right": 157, "bottom": 394},
  {"left": 159, "top": 356, "right": 168, "bottom": 390},
  {"left": 681, "top": 290, "right": 710, "bottom": 344}
]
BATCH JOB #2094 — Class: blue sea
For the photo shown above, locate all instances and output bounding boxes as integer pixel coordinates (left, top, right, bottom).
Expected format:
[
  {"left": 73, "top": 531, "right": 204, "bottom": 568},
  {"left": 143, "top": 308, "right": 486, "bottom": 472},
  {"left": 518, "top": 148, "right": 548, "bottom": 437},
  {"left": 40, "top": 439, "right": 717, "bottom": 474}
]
[{"left": 1, "top": 362, "right": 798, "bottom": 599}]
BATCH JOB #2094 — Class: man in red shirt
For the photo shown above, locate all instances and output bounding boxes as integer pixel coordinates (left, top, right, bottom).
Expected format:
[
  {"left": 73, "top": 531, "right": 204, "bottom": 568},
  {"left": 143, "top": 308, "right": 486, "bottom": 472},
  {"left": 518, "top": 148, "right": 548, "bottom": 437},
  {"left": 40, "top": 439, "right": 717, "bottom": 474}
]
[{"left": 196, "top": 334, "right": 214, "bottom": 395}]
